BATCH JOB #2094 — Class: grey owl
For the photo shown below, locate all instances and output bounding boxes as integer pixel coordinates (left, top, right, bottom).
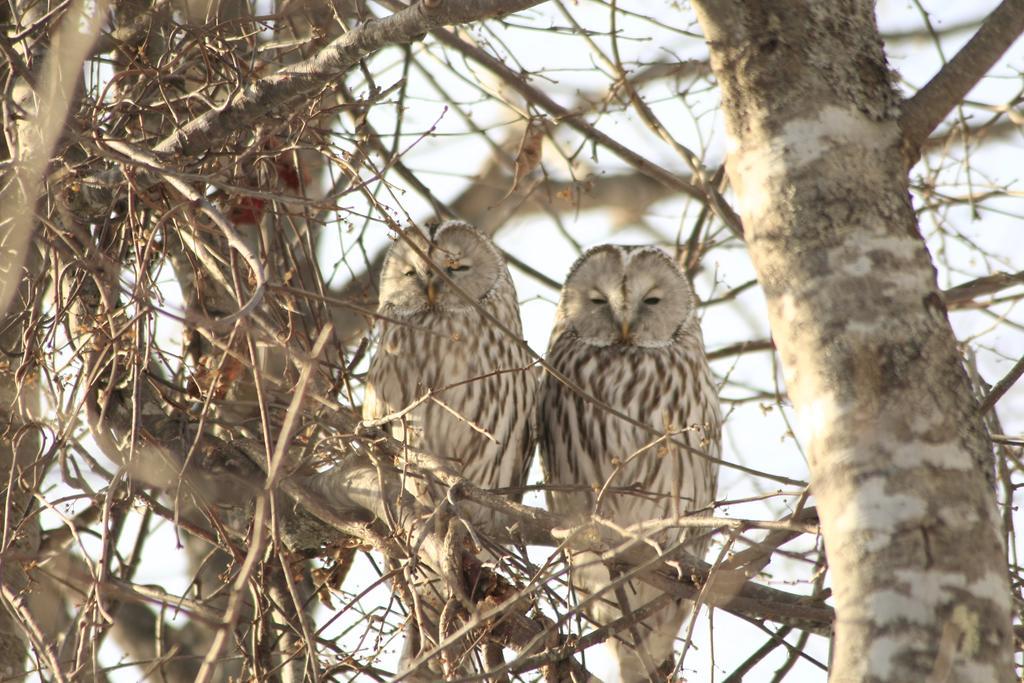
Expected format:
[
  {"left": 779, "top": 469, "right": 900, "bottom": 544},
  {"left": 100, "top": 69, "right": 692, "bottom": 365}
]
[
  {"left": 538, "top": 245, "right": 721, "bottom": 682},
  {"left": 363, "top": 221, "right": 535, "bottom": 535}
]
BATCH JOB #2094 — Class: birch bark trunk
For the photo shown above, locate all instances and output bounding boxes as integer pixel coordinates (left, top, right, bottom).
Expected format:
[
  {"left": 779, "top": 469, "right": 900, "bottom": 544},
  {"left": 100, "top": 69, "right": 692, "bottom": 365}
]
[{"left": 691, "top": 1, "right": 1013, "bottom": 681}]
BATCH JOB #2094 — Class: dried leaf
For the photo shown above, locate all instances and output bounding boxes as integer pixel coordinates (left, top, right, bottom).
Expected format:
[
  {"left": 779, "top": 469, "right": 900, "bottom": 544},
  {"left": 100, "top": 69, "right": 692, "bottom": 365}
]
[
  {"left": 502, "top": 116, "right": 547, "bottom": 200},
  {"left": 190, "top": 354, "right": 245, "bottom": 400}
]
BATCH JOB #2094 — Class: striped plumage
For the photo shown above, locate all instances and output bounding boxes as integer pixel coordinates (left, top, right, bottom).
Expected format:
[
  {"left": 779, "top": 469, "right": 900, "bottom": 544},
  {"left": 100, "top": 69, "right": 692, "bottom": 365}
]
[
  {"left": 364, "top": 221, "right": 535, "bottom": 530},
  {"left": 539, "top": 245, "right": 720, "bottom": 682},
  {"left": 364, "top": 222, "right": 535, "bottom": 678}
]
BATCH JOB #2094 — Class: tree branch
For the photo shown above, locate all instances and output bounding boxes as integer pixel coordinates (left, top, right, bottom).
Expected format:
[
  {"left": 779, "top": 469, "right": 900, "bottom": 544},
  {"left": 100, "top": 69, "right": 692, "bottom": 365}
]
[
  {"left": 899, "top": 0, "right": 1024, "bottom": 164},
  {"left": 980, "top": 355, "right": 1024, "bottom": 414},
  {"left": 67, "top": 0, "right": 548, "bottom": 216},
  {"left": 91, "top": 361, "right": 835, "bottom": 638},
  {"left": 943, "top": 269, "right": 1024, "bottom": 308},
  {"left": 373, "top": 0, "right": 738, "bottom": 224}
]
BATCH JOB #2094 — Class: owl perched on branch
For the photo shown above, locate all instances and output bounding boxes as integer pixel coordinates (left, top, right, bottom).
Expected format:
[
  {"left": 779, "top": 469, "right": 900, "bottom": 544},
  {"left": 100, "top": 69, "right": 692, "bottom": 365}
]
[
  {"left": 539, "top": 245, "right": 721, "bottom": 682},
  {"left": 363, "top": 221, "right": 536, "bottom": 676},
  {"left": 364, "top": 220, "right": 536, "bottom": 533}
]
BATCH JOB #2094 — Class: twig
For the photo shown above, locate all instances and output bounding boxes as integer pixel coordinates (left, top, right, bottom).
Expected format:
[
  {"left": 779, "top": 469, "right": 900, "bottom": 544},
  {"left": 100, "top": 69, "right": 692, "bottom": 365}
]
[
  {"left": 69, "top": 0, "right": 551, "bottom": 216},
  {"left": 706, "top": 338, "right": 775, "bottom": 362},
  {"left": 721, "top": 626, "right": 793, "bottom": 683},
  {"left": 104, "top": 139, "right": 267, "bottom": 332},
  {"left": 900, "top": 0, "right": 1024, "bottom": 164},
  {"left": 380, "top": 0, "right": 709, "bottom": 203},
  {"left": 943, "top": 270, "right": 1024, "bottom": 309},
  {"left": 1, "top": 583, "right": 70, "bottom": 683},
  {"left": 980, "top": 355, "right": 1024, "bottom": 414}
]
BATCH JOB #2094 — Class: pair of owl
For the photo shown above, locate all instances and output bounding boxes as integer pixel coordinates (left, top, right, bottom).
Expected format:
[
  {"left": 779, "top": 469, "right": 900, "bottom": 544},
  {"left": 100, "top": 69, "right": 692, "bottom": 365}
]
[{"left": 364, "top": 221, "right": 721, "bottom": 682}]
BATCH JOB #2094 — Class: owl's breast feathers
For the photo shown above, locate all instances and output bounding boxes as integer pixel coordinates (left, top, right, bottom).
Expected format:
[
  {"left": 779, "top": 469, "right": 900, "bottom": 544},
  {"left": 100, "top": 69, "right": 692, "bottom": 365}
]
[
  {"left": 366, "top": 300, "right": 535, "bottom": 492},
  {"left": 541, "top": 330, "right": 720, "bottom": 531}
]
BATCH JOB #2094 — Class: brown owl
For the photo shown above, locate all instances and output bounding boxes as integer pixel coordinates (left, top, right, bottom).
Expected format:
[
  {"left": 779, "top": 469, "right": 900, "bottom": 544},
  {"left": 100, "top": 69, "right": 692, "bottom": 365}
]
[{"left": 538, "top": 244, "right": 721, "bottom": 682}]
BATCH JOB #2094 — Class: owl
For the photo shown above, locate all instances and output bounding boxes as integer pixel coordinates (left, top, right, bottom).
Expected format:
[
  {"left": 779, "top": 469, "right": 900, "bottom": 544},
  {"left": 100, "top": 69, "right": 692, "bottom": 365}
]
[
  {"left": 364, "top": 220, "right": 536, "bottom": 531},
  {"left": 363, "top": 221, "right": 536, "bottom": 676},
  {"left": 538, "top": 245, "right": 721, "bottom": 682}
]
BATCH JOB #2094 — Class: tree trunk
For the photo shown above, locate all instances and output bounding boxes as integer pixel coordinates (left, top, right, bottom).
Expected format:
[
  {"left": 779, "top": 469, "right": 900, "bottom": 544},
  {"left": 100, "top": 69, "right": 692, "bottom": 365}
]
[
  {"left": 0, "top": 0, "right": 52, "bottom": 675},
  {"left": 691, "top": 1, "right": 1013, "bottom": 681},
  {"left": 0, "top": 294, "right": 41, "bottom": 681}
]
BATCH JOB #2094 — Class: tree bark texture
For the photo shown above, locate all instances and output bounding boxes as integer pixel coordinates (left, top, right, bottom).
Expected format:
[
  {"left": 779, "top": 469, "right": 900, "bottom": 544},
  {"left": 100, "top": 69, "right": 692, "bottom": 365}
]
[
  {"left": 1, "top": 0, "right": 55, "bottom": 674},
  {"left": 692, "top": 1, "right": 1013, "bottom": 681},
  {"left": 0, "top": 301, "right": 40, "bottom": 681}
]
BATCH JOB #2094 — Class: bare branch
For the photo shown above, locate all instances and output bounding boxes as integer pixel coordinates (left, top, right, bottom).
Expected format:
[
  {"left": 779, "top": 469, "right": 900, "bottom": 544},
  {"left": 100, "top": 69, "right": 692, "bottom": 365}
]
[
  {"left": 899, "top": 0, "right": 1024, "bottom": 164},
  {"left": 981, "top": 355, "right": 1024, "bottom": 414},
  {"left": 382, "top": 1, "right": 711, "bottom": 202},
  {"left": 943, "top": 269, "right": 1024, "bottom": 308},
  {"left": 67, "top": 0, "right": 549, "bottom": 216}
]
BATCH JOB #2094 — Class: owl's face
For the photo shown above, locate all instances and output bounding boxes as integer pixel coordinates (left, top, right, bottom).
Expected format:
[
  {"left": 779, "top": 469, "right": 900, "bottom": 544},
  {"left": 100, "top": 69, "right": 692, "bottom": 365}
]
[
  {"left": 556, "top": 245, "right": 695, "bottom": 348},
  {"left": 378, "top": 222, "right": 504, "bottom": 315}
]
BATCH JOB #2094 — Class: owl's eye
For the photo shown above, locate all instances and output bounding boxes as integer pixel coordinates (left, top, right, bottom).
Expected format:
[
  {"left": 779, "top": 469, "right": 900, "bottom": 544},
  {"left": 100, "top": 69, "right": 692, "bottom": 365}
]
[
  {"left": 643, "top": 296, "right": 661, "bottom": 305},
  {"left": 402, "top": 269, "right": 416, "bottom": 278},
  {"left": 446, "top": 264, "right": 470, "bottom": 274},
  {"left": 589, "top": 296, "right": 607, "bottom": 305}
]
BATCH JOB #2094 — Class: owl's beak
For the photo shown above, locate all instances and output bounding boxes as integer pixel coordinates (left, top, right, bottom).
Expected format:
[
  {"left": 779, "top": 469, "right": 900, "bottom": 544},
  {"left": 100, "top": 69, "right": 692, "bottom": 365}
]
[
  {"left": 425, "top": 278, "right": 439, "bottom": 305},
  {"left": 619, "top": 319, "right": 631, "bottom": 341}
]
